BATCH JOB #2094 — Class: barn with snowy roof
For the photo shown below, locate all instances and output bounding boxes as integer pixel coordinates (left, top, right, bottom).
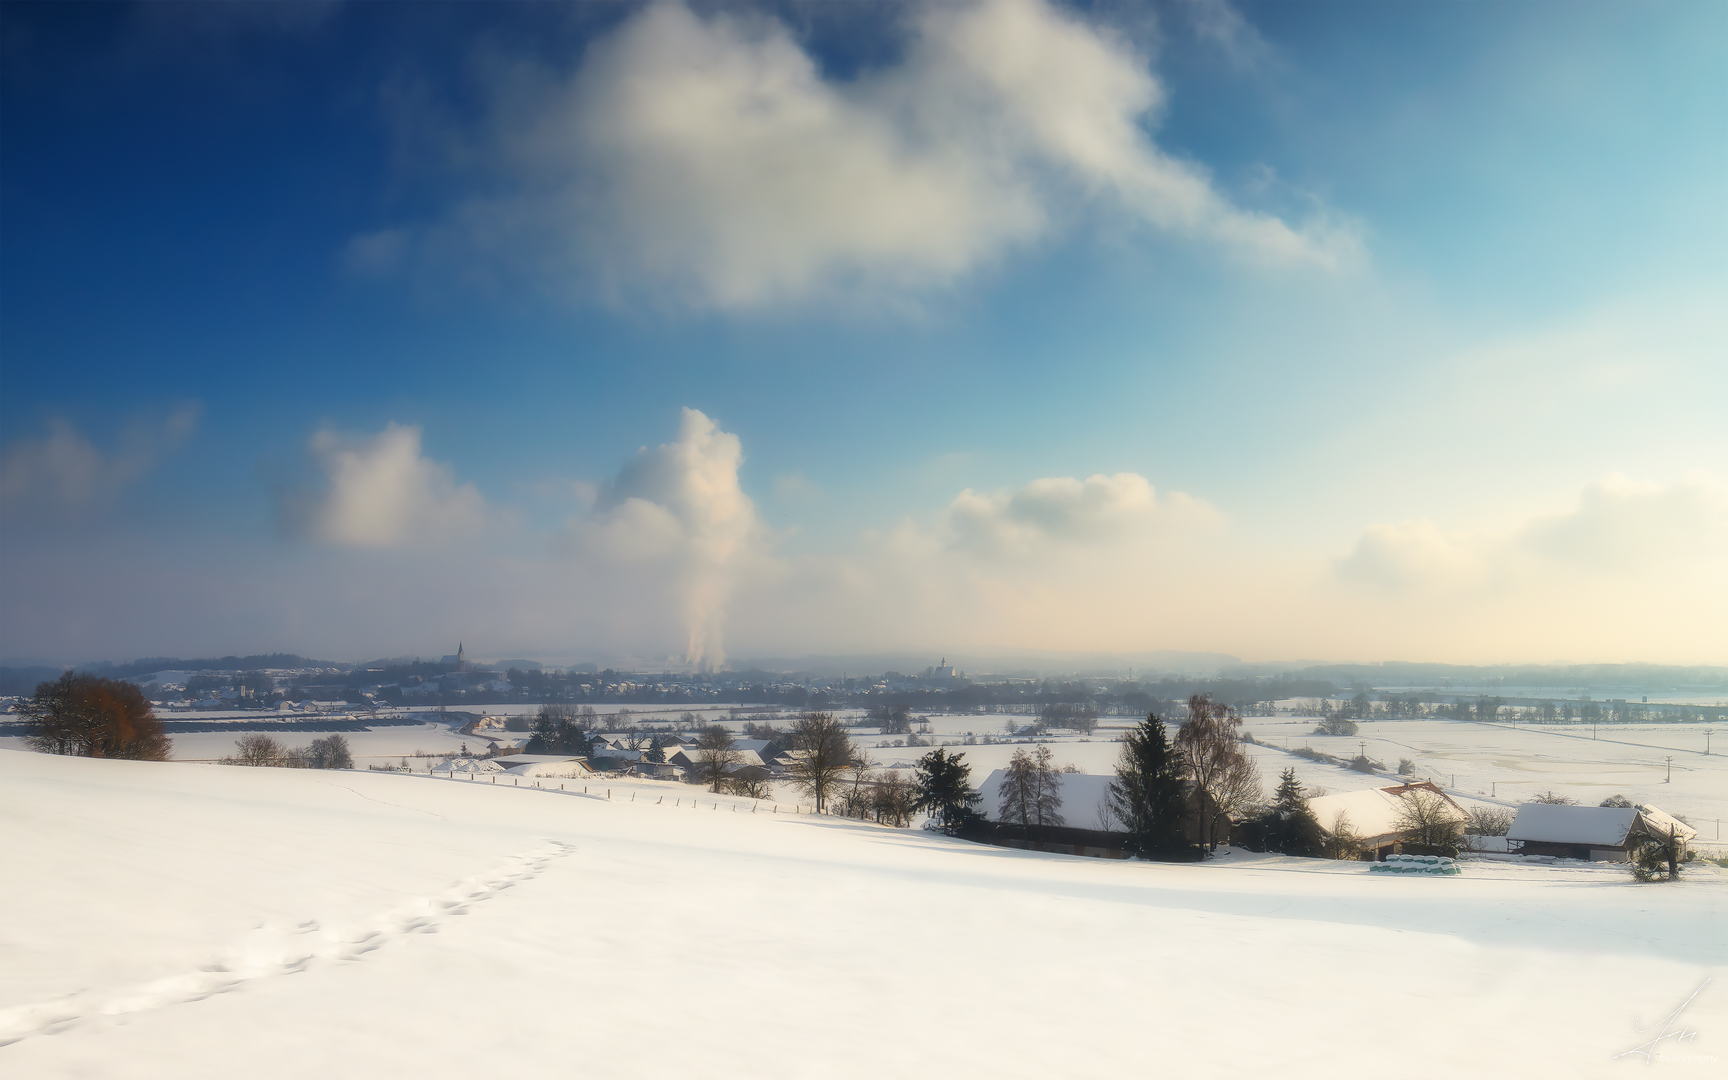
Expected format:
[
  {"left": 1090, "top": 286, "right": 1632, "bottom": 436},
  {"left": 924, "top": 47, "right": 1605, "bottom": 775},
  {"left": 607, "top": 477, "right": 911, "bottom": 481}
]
[{"left": 1505, "top": 803, "right": 1695, "bottom": 862}]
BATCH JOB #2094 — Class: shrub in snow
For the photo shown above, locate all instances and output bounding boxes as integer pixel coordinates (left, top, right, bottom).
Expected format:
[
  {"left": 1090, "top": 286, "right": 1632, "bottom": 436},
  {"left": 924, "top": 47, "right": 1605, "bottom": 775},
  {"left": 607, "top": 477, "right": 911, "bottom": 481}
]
[{"left": 1630, "top": 835, "right": 1684, "bottom": 883}]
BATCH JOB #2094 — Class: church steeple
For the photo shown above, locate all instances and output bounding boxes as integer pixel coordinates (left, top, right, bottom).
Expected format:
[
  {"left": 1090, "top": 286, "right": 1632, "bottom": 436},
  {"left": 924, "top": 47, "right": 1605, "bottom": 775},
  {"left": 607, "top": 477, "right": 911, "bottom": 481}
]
[{"left": 456, "top": 642, "right": 466, "bottom": 672}]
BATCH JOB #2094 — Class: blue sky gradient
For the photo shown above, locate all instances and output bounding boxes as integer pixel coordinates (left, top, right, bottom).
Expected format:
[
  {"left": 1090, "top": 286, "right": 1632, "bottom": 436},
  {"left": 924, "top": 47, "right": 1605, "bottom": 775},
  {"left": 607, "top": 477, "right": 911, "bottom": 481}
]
[{"left": 2, "top": 1, "right": 1723, "bottom": 667}]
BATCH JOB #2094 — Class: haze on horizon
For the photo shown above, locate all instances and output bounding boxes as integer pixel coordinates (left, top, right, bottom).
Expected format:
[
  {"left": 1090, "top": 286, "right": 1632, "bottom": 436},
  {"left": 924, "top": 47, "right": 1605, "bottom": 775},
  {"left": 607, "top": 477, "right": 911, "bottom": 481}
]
[{"left": 2, "top": 1, "right": 1723, "bottom": 670}]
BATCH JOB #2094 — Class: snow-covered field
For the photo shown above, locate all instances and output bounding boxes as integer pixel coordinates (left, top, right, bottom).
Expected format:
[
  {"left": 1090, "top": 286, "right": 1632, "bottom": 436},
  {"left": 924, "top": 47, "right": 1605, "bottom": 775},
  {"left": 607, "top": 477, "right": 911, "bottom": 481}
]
[{"left": 3, "top": 750, "right": 1723, "bottom": 1078}]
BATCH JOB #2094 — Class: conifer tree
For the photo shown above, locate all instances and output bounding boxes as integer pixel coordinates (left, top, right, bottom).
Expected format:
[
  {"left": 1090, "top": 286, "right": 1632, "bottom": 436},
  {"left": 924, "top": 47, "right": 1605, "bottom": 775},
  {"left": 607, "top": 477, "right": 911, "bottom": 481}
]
[
  {"left": 1109, "top": 713, "right": 1188, "bottom": 857},
  {"left": 912, "top": 748, "right": 982, "bottom": 834},
  {"left": 1260, "top": 767, "right": 1324, "bottom": 857},
  {"left": 524, "top": 715, "right": 557, "bottom": 754}
]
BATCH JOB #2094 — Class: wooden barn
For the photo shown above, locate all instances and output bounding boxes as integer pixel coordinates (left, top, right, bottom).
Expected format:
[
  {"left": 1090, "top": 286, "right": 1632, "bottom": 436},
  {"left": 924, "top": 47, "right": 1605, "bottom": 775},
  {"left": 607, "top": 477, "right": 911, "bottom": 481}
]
[{"left": 1505, "top": 803, "right": 1695, "bottom": 862}]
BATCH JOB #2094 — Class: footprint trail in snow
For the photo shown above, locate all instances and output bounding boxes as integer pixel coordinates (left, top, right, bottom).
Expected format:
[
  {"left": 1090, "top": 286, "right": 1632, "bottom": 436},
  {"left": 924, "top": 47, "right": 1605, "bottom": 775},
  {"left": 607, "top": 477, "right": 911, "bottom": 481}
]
[{"left": 0, "top": 841, "right": 573, "bottom": 1047}]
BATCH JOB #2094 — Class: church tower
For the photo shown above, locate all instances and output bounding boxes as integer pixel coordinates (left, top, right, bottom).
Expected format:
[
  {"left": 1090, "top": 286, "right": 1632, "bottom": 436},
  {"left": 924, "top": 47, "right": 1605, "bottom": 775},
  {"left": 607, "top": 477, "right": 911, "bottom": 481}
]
[{"left": 456, "top": 642, "right": 466, "bottom": 672}]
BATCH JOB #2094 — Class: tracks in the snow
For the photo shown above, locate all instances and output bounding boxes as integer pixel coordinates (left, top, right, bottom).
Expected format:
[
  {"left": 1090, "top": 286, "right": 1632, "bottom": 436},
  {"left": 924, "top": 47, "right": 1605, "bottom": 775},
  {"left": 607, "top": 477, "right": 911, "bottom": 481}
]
[{"left": 0, "top": 841, "right": 572, "bottom": 1048}]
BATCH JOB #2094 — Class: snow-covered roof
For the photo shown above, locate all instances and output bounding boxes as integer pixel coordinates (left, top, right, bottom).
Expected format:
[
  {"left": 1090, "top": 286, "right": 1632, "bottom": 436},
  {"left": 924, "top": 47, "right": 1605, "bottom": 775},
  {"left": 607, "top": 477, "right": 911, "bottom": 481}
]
[
  {"left": 1309, "top": 784, "right": 1466, "bottom": 841},
  {"left": 1507, "top": 803, "right": 1696, "bottom": 846},
  {"left": 977, "top": 770, "right": 1115, "bottom": 832},
  {"left": 431, "top": 757, "right": 504, "bottom": 774},
  {"left": 1634, "top": 804, "right": 1697, "bottom": 842},
  {"left": 493, "top": 754, "right": 586, "bottom": 766},
  {"left": 669, "top": 748, "right": 766, "bottom": 769},
  {"left": 593, "top": 748, "right": 645, "bottom": 761}
]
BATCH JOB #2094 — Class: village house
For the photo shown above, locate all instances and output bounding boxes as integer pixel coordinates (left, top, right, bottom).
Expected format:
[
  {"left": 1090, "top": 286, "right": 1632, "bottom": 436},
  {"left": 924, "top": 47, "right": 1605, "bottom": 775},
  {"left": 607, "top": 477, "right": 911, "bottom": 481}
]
[
  {"left": 1308, "top": 782, "right": 1469, "bottom": 860},
  {"left": 1505, "top": 802, "right": 1695, "bottom": 862}
]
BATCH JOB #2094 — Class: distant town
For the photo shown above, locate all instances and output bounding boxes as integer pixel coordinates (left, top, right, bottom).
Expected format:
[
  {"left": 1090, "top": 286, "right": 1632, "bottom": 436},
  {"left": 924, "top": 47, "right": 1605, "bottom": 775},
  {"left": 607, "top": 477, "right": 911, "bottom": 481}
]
[{"left": 4, "top": 650, "right": 1723, "bottom": 728}]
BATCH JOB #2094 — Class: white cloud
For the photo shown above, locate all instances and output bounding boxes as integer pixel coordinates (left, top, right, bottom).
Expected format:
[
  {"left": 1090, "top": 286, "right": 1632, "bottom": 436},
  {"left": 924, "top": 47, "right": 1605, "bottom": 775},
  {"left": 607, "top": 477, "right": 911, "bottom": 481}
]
[
  {"left": 1519, "top": 472, "right": 1727, "bottom": 570},
  {"left": 945, "top": 472, "right": 1221, "bottom": 556},
  {"left": 1333, "top": 518, "right": 1484, "bottom": 592},
  {"left": 295, "top": 423, "right": 487, "bottom": 548},
  {"left": 0, "top": 406, "right": 199, "bottom": 516},
  {"left": 1336, "top": 473, "right": 1728, "bottom": 593},
  {"left": 377, "top": 0, "right": 1358, "bottom": 310},
  {"left": 567, "top": 407, "right": 762, "bottom": 669}
]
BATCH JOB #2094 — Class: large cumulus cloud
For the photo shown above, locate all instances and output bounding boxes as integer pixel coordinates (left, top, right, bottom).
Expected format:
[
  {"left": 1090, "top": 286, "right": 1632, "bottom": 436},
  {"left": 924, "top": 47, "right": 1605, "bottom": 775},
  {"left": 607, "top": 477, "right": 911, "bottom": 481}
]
[{"left": 356, "top": 0, "right": 1358, "bottom": 310}]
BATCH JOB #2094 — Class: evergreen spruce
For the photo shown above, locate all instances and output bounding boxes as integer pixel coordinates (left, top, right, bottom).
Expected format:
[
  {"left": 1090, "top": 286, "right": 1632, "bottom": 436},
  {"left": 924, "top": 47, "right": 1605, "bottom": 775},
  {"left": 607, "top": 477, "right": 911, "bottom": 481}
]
[
  {"left": 1259, "top": 767, "right": 1324, "bottom": 857},
  {"left": 524, "top": 715, "right": 557, "bottom": 754},
  {"left": 1109, "top": 713, "right": 1188, "bottom": 857},
  {"left": 911, "top": 748, "right": 983, "bottom": 834}
]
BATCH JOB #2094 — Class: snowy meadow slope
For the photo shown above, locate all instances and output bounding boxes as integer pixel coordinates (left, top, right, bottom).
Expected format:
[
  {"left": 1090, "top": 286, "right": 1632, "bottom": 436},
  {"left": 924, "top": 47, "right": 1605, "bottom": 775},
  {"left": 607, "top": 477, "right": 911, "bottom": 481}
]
[{"left": 2, "top": 750, "right": 1723, "bottom": 1079}]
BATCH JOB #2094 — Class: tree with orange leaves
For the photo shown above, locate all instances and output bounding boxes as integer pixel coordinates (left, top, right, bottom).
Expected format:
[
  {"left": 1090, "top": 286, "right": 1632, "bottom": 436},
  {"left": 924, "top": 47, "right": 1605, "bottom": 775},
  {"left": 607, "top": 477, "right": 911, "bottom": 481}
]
[{"left": 20, "top": 672, "right": 172, "bottom": 761}]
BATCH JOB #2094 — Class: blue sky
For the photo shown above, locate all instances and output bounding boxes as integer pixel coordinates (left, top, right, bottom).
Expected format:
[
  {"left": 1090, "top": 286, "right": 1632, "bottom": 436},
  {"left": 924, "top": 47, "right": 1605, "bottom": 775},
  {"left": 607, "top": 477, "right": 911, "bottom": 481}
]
[{"left": 2, "top": 0, "right": 1723, "bottom": 668}]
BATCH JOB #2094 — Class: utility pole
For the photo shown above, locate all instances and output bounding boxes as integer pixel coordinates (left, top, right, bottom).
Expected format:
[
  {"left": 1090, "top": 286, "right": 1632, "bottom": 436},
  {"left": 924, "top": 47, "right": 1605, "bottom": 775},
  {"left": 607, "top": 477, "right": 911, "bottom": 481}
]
[
  {"left": 1706, "top": 729, "right": 1714, "bottom": 755},
  {"left": 1665, "top": 755, "right": 1673, "bottom": 783}
]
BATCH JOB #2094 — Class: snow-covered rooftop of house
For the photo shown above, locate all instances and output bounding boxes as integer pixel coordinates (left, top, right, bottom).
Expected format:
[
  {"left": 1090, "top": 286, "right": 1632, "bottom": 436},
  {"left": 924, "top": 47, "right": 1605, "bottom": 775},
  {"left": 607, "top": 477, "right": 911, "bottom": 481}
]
[
  {"left": 1507, "top": 803, "right": 1697, "bottom": 845},
  {"left": 1309, "top": 784, "right": 1465, "bottom": 840},
  {"left": 977, "top": 769, "right": 1115, "bottom": 831}
]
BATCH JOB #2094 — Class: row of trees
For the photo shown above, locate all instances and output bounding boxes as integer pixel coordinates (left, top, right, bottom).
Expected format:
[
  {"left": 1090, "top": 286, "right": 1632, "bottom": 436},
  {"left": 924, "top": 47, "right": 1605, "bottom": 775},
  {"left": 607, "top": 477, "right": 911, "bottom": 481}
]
[{"left": 224, "top": 733, "right": 354, "bottom": 770}]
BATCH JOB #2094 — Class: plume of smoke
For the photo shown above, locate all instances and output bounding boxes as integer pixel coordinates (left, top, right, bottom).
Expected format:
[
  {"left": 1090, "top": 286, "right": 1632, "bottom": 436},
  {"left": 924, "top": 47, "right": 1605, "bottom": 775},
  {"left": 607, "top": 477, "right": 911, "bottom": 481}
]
[{"left": 591, "top": 408, "right": 758, "bottom": 669}]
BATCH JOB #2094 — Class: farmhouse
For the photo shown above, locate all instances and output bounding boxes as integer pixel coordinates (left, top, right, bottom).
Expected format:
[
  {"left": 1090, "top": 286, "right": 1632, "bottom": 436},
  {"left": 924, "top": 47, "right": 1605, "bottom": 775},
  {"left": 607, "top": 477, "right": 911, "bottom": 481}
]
[
  {"left": 1506, "top": 802, "right": 1695, "bottom": 862},
  {"left": 1308, "top": 782, "right": 1468, "bottom": 860}
]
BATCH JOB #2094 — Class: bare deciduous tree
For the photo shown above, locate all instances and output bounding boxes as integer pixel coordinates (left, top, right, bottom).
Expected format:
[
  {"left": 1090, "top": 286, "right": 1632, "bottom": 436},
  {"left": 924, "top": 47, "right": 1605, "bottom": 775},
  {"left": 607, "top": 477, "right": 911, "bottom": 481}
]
[
  {"left": 693, "top": 725, "right": 742, "bottom": 793},
  {"left": 784, "top": 712, "right": 854, "bottom": 812},
  {"left": 1173, "top": 695, "right": 1261, "bottom": 851},
  {"left": 1323, "top": 810, "right": 1365, "bottom": 860},
  {"left": 725, "top": 773, "right": 774, "bottom": 799},
  {"left": 228, "top": 733, "right": 287, "bottom": 766},
  {"left": 1465, "top": 806, "right": 1514, "bottom": 837},
  {"left": 1393, "top": 788, "right": 1466, "bottom": 855},
  {"left": 871, "top": 770, "right": 918, "bottom": 827},
  {"left": 308, "top": 734, "right": 353, "bottom": 770}
]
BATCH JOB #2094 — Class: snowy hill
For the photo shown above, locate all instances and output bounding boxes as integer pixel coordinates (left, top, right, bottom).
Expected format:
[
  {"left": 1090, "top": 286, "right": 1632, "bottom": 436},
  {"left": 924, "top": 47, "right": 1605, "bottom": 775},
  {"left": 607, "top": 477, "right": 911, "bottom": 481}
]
[{"left": 2, "top": 749, "right": 1722, "bottom": 1078}]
